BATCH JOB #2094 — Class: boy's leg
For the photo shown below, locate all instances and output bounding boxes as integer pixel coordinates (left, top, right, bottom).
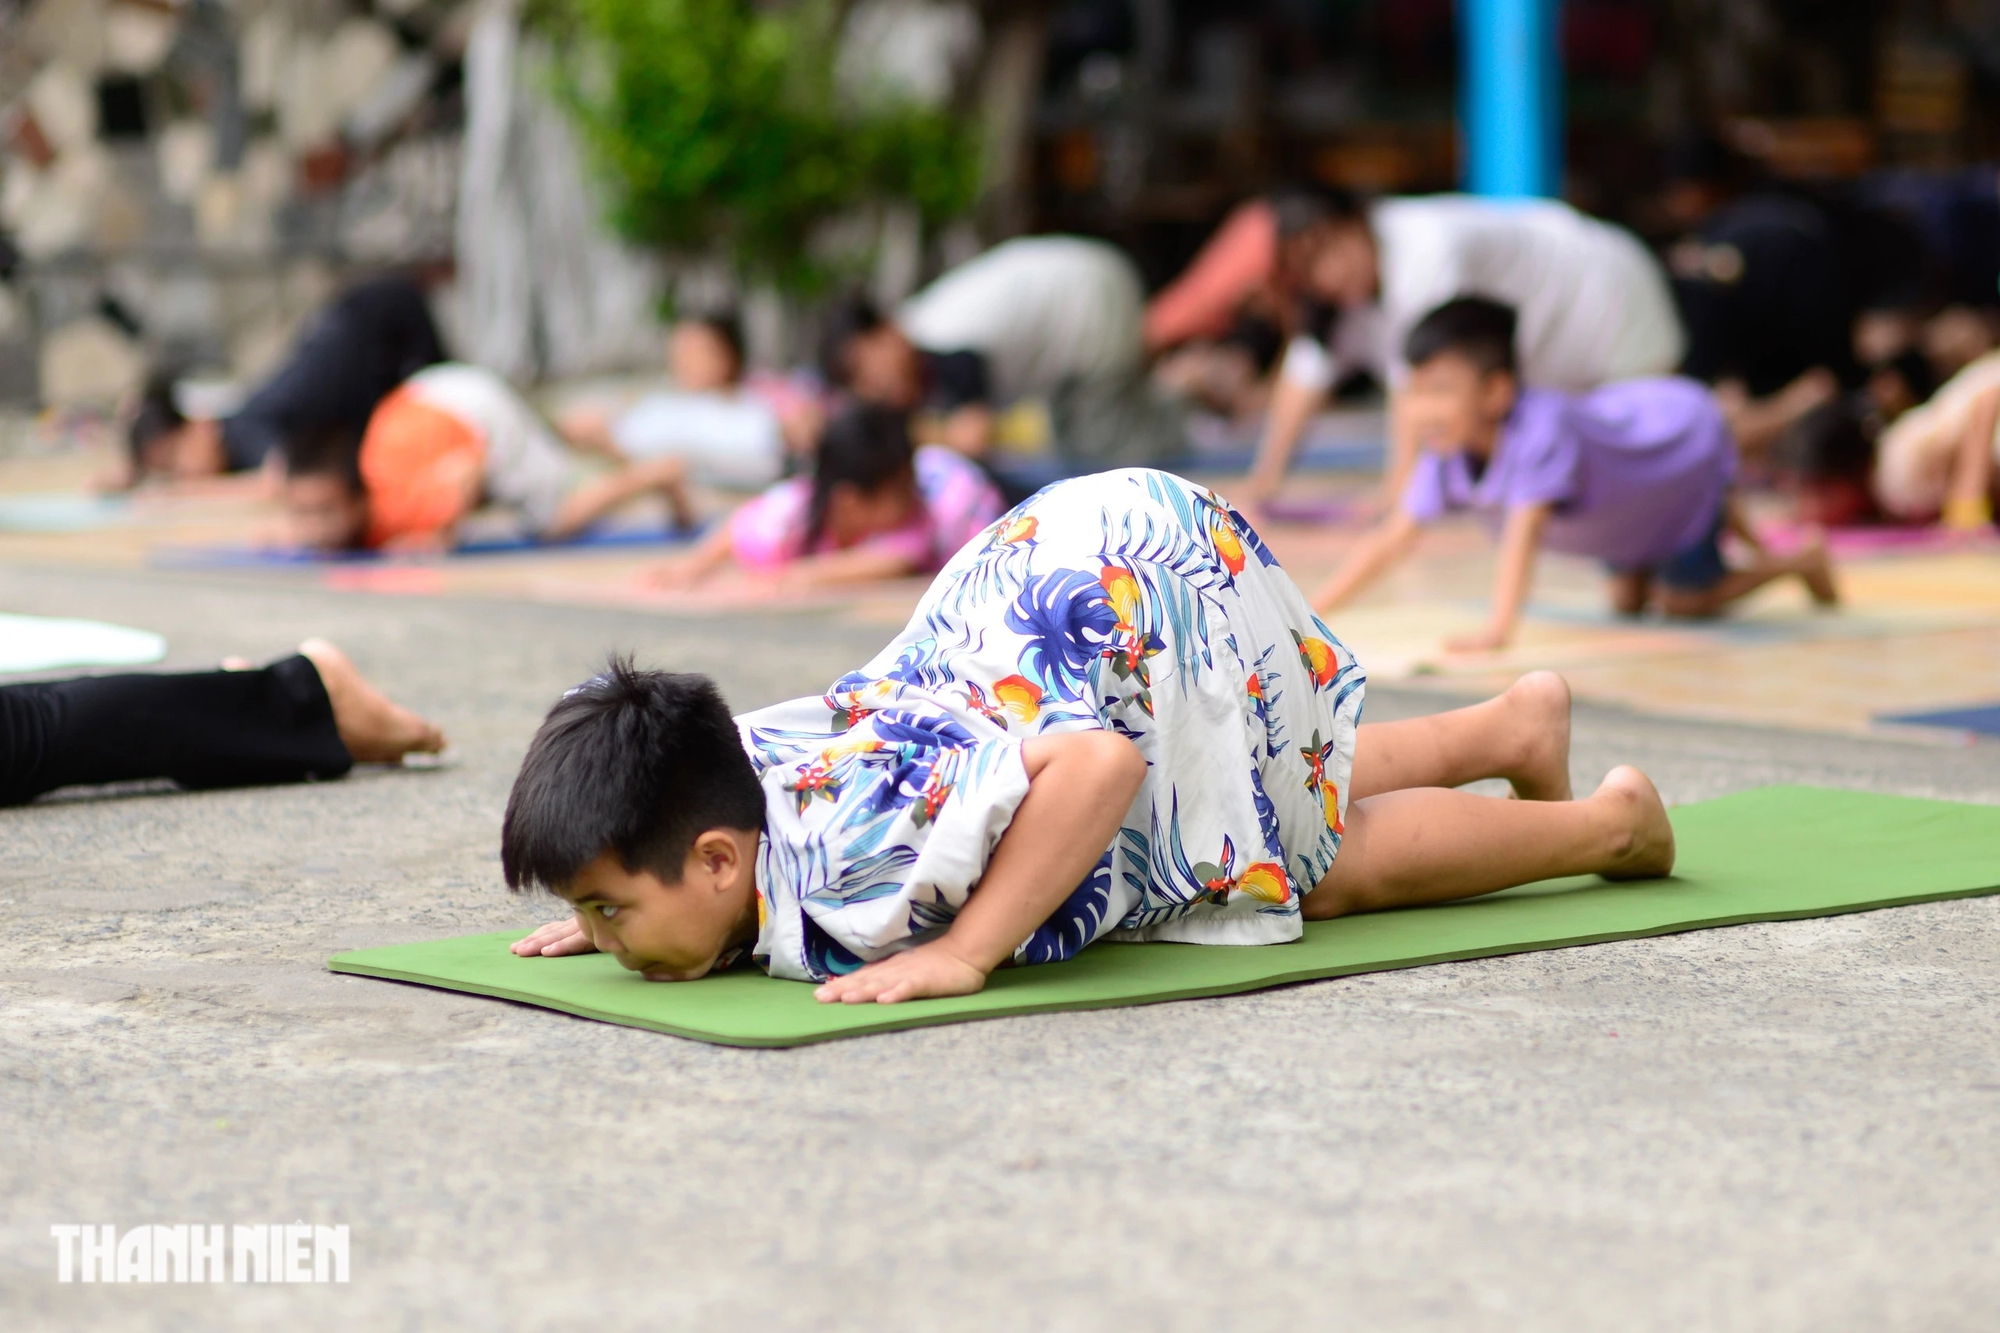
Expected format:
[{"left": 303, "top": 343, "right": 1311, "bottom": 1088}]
[
  {"left": 0, "top": 644, "right": 440, "bottom": 806},
  {"left": 1304, "top": 767, "right": 1673, "bottom": 919},
  {"left": 1659, "top": 541, "right": 1837, "bottom": 618},
  {"left": 1606, "top": 569, "right": 1652, "bottom": 616},
  {"left": 1350, "top": 670, "right": 1572, "bottom": 802}
]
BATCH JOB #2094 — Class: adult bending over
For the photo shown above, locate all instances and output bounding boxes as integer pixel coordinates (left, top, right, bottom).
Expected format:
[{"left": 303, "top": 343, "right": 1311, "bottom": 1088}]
[
  {"left": 1, "top": 641, "right": 442, "bottom": 807},
  {"left": 824, "top": 236, "right": 1186, "bottom": 471},
  {"left": 1210, "top": 189, "right": 1682, "bottom": 507}
]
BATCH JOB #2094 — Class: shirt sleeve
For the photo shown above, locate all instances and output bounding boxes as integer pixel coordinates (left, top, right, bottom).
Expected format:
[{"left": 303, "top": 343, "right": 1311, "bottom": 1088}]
[
  {"left": 1143, "top": 200, "right": 1278, "bottom": 349},
  {"left": 1278, "top": 335, "right": 1337, "bottom": 394},
  {"left": 753, "top": 706, "right": 1031, "bottom": 982},
  {"left": 1400, "top": 450, "right": 1451, "bottom": 522}
]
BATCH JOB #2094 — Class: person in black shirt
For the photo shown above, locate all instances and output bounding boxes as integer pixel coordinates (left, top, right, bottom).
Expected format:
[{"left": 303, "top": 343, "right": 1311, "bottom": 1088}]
[{"left": 122, "top": 273, "right": 446, "bottom": 485}]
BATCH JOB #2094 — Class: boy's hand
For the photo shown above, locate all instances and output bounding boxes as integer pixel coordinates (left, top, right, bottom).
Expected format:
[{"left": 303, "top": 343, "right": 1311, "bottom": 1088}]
[
  {"left": 640, "top": 557, "right": 700, "bottom": 590},
  {"left": 511, "top": 916, "right": 598, "bottom": 957},
  {"left": 813, "top": 941, "right": 988, "bottom": 1005}
]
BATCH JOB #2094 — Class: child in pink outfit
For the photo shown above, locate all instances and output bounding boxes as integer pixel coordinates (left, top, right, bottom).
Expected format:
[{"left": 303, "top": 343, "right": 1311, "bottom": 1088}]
[{"left": 646, "top": 405, "right": 1005, "bottom": 592}]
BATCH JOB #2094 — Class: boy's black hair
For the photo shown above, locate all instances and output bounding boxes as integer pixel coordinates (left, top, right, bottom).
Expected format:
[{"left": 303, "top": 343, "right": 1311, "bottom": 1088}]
[
  {"left": 128, "top": 376, "right": 186, "bottom": 469},
  {"left": 818, "top": 292, "right": 891, "bottom": 386},
  {"left": 281, "top": 422, "right": 365, "bottom": 492},
  {"left": 805, "top": 403, "right": 915, "bottom": 549},
  {"left": 1269, "top": 183, "right": 1366, "bottom": 239},
  {"left": 502, "top": 661, "right": 766, "bottom": 894},
  {"left": 684, "top": 309, "right": 745, "bottom": 373},
  {"left": 1404, "top": 297, "right": 1519, "bottom": 377}
]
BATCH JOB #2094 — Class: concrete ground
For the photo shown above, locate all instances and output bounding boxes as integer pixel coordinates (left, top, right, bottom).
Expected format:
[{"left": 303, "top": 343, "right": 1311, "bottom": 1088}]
[{"left": 3, "top": 561, "right": 1998, "bottom": 1332}]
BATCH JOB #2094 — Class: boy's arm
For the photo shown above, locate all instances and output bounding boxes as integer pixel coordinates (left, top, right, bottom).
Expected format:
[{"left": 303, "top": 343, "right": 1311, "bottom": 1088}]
[
  {"left": 773, "top": 544, "right": 921, "bottom": 591},
  {"left": 641, "top": 522, "right": 734, "bottom": 589},
  {"left": 1446, "top": 501, "right": 1549, "bottom": 653},
  {"left": 544, "top": 457, "right": 694, "bottom": 542},
  {"left": 1239, "top": 374, "right": 1324, "bottom": 506},
  {"left": 1378, "top": 391, "right": 1423, "bottom": 513},
  {"left": 814, "top": 729, "right": 1147, "bottom": 1005},
  {"left": 1311, "top": 508, "right": 1421, "bottom": 613},
  {"left": 555, "top": 405, "right": 625, "bottom": 460}
]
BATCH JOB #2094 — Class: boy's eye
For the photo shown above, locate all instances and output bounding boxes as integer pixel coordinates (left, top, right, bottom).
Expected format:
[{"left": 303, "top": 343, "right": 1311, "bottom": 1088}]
[{"left": 597, "top": 904, "right": 619, "bottom": 920}]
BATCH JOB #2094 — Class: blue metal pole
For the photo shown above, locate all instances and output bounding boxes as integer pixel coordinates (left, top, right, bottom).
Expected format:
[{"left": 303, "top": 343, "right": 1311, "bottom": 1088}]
[{"left": 1460, "top": 0, "right": 1562, "bottom": 198}]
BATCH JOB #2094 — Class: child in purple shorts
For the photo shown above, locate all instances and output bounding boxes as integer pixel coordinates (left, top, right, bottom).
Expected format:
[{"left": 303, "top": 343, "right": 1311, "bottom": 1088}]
[{"left": 1314, "top": 298, "right": 1837, "bottom": 651}]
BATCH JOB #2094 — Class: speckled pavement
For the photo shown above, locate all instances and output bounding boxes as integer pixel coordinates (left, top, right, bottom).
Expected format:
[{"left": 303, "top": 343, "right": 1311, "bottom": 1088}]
[{"left": 3, "top": 561, "right": 1998, "bottom": 1332}]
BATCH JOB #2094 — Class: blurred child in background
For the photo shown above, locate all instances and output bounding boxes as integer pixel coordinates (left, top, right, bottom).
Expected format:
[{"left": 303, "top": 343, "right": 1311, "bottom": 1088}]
[
  {"left": 558, "top": 311, "right": 821, "bottom": 490},
  {"left": 1870, "top": 349, "right": 2000, "bottom": 531},
  {"left": 1315, "top": 299, "right": 1836, "bottom": 652},
  {"left": 122, "top": 274, "right": 445, "bottom": 489},
  {"left": 643, "top": 404, "right": 1003, "bottom": 593},
  {"left": 281, "top": 362, "right": 692, "bottom": 553}
]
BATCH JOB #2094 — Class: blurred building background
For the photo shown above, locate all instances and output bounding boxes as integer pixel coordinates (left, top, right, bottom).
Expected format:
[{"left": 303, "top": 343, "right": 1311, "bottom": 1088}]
[{"left": 1, "top": 0, "right": 1997, "bottom": 409}]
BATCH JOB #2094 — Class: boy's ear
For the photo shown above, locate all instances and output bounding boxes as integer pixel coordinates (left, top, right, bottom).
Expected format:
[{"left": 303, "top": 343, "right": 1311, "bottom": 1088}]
[{"left": 687, "top": 827, "right": 744, "bottom": 885}]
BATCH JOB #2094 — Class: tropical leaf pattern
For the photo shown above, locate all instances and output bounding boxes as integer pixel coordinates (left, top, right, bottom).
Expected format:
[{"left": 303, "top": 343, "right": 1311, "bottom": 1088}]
[{"left": 738, "top": 469, "right": 1365, "bottom": 982}]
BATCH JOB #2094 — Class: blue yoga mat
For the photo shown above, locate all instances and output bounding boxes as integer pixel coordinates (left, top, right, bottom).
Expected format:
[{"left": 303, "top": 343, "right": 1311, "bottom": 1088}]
[
  {"left": 149, "top": 523, "right": 701, "bottom": 570},
  {"left": 1879, "top": 703, "right": 2000, "bottom": 737}
]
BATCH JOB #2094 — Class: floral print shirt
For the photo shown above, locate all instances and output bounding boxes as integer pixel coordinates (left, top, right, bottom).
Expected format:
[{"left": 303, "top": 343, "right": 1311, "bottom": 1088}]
[{"left": 738, "top": 469, "right": 1366, "bottom": 982}]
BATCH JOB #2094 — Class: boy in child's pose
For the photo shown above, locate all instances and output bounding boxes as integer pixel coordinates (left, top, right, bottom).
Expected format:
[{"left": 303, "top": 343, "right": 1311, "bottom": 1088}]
[
  {"left": 1313, "top": 298, "right": 1837, "bottom": 652},
  {"left": 280, "top": 362, "right": 694, "bottom": 553},
  {"left": 503, "top": 467, "right": 1674, "bottom": 1005}
]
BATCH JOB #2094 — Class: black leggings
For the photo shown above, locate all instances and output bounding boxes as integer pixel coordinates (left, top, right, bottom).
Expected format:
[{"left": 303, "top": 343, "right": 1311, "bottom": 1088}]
[{"left": 0, "top": 656, "right": 351, "bottom": 807}]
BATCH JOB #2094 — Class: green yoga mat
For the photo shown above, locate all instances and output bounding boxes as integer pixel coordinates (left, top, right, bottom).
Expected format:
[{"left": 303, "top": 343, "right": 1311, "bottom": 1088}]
[{"left": 328, "top": 787, "right": 2000, "bottom": 1047}]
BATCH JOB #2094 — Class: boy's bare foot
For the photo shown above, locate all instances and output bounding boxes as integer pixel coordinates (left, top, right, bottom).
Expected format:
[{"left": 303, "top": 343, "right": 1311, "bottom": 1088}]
[
  {"left": 1795, "top": 538, "right": 1839, "bottom": 606},
  {"left": 1594, "top": 766, "right": 1675, "bottom": 880},
  {"left": 1503, "top": 670, "right": 1573, "bottom": 801},
  {"left": 299, "top": 638, "right": 447, "bottom": 764}
]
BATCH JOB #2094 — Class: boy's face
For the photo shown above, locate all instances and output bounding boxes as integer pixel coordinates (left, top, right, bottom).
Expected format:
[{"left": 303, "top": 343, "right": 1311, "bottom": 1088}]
[
  {"left": 1401, "top": 354, "right": 1517, "bottom": 457},
  {"left": 283, "top": 473, "right": 370, "bottom": 551},
  {"left": 562, "top": 830, "right": 758, "bottom": 982},
  {"left": 824, "top": 474, "right": 920, "bottom": 547},
  {"left": 668, "top": 322, "right": 740, "bottom": 393}
]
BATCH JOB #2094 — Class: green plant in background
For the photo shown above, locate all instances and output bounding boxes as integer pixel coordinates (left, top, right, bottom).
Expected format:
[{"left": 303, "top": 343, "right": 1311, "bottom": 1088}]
[{"left": 541, "top": 0, "right": 981, "bottom": 294}]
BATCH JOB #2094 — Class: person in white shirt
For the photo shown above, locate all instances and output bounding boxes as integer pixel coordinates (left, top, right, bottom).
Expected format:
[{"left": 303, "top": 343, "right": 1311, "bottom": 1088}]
[
  {"left": 558, "top": 313, "right": 808, "bottom": 491},
  {"left": 826, "top": 236, "right": 1188, "bottom": 468},
  {"left": 1239, "top": 190, "right": 1684, "bottom": 507}
]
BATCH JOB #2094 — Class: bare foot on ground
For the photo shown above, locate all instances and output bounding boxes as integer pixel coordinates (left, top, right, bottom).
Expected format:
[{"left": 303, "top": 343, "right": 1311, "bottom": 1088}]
[
  {"left": 1503, "top": 670, "right": 1574, "bottom": 801},
  {"left": 1594, "top": 765, "right": 1676, "bottom": 880},
  {"left": 299, "top": 638, "right": 447, "bottom": 764}
]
